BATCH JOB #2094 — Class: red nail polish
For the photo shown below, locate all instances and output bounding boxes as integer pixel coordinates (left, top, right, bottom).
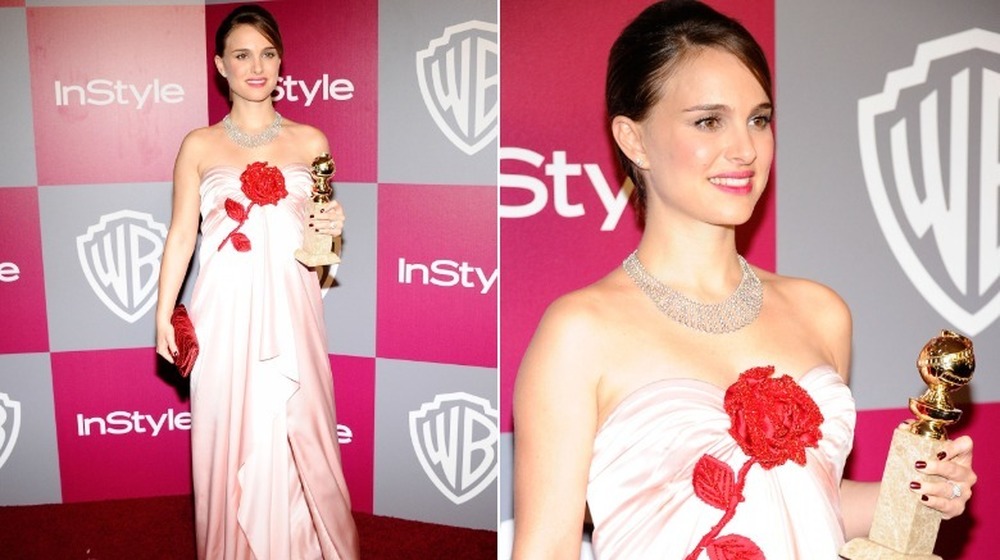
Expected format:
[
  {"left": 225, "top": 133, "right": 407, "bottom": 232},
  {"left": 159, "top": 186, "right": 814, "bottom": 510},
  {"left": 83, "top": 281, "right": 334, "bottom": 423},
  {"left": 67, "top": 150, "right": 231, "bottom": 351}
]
[
  {"left": 909, "top": 481, "right": 921, "bottom": 489},
  {"left": 921, "top": 495, "right": 929, "bottom": 502},
  {"left": 915, "top": 461, "right": 927, "bottom": 469},
  {"left": 309, "top": 223, "right": 314, "bottom": 227},
  {"left": 937, "top": 451, "right": 947, "bottom": 460}
]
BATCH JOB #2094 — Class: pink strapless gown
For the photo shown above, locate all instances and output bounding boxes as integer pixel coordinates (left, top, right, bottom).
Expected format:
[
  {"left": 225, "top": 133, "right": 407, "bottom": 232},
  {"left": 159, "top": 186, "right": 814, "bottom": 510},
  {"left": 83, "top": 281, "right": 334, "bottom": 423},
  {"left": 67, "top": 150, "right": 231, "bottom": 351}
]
[
  {"left": 588, "top": 366, "right": 856, "bottom": 559},
  {"left": 188, "top": 164, "right": 359, "bottom": 560}
]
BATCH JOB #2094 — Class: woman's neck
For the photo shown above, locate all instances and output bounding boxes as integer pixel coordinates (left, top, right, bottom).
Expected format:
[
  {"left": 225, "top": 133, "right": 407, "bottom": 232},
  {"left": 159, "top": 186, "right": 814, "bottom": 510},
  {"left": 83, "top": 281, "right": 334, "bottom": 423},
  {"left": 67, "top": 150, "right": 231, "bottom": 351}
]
[
  {"left": 227, "top": 100, "right": 278, "bottom": 131},
  {"left": 634, "top": 221, "right": 743, "bottom": 302}
]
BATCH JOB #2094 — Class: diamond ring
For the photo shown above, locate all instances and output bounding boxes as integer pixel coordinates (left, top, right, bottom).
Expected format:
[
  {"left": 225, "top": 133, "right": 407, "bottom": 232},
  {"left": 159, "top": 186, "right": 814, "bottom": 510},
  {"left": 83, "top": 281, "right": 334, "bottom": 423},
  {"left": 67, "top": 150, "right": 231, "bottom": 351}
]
[{"left": 948, "top": 481, "right": 962, "bottom": 499}]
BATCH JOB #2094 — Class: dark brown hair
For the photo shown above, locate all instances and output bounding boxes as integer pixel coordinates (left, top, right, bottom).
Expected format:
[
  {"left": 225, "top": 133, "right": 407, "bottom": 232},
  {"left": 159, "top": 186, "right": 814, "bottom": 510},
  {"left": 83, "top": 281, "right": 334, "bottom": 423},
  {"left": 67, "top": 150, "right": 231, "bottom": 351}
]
[
  {"left": 606, "top": 0, "right": 771, "bottom": 207},
  {"left": 215, "top": 4, "right": 284, "bottom": 58}
]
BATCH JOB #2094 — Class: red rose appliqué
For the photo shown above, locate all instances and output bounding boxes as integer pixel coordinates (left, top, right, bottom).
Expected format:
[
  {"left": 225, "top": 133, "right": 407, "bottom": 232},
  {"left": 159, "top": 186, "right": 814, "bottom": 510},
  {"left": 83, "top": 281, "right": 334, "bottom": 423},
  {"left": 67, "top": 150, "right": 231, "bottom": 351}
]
[
  {"left": 218, "top": 162, "right": 288, "bottom": 252},
  {"left": 725, "top": 366, "right": 825, "bottom": 469},
  {"left": 684, "top": 366, "right": 824, "bottom": 560}
]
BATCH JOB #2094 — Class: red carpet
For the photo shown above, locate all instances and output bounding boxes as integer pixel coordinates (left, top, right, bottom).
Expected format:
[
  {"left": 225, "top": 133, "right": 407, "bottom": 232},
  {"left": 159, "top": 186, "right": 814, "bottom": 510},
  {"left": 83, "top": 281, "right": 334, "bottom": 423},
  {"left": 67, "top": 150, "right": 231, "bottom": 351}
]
[{"left": 0, "top": 495, "right": 497, "bottom": 559}]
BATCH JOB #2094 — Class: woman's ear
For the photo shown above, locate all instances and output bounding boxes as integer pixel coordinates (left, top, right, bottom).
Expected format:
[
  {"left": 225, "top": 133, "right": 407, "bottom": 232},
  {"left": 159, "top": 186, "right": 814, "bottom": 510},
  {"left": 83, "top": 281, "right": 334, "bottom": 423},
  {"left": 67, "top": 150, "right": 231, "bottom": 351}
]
[
  {"left": 214, "top": 55, "right": 227, "bottom": 78},
  {"left": 612, "top": 115, "right": 647, "bottom": 169}
]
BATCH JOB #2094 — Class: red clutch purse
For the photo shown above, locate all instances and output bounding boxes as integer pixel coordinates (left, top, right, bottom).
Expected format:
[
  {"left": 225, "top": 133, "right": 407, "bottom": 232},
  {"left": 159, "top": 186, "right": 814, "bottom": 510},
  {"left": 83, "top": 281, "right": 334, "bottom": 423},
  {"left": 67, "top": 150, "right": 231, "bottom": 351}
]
[{"left": 170, "top": 304, "right": 199, "bottom": 377}]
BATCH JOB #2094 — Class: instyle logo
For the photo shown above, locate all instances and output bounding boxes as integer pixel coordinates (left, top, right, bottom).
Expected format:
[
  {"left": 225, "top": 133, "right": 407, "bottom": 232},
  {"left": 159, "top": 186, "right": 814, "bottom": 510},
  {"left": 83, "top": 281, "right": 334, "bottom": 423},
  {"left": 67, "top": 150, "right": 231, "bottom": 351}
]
[
  {"left": 500, "top": 147, "right": 634, "bottom": 231},
  {"left": 0, "top": 393, "right": 21, "bottom": 470},
  {"left": 416, "top": 21, "right": 498, "bottom": 155},
  {"left": 74, "top": 408, "right": 353, "bottom": 442},
  {"left": 272, "top": 74, "right": 355, "bottom": 107},
  {"left": 0, "top": 261, "right": 20, "bottom": 282},
  {"left": 76, "top": 210, "right": 167, "bottom": 323},
  {"left": 397, "top": 257, "right": 497, "bottom": 295},
  {"left": 858, "top": 28, "right": 1000, "bottom": 336},
  {"left": 54, "top": 79, "right": 184, "bottom": 109},
  {"left": 76, "top": 408, "right": 191, "bottom": 437},
  {"left": 409, "top": 392, "right": 498, "bottom": 505}
]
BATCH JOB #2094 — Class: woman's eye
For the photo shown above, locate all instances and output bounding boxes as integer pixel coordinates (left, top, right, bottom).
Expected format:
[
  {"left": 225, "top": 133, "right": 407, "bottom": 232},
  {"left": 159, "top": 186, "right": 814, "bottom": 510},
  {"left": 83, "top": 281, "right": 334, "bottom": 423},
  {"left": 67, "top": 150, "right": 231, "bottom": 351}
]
[
  {"left": 750, "top": 114, "right": 772, "bottom": 129},
  {"left": 695, "top": 117, "right": 721, "bottom": 130}
]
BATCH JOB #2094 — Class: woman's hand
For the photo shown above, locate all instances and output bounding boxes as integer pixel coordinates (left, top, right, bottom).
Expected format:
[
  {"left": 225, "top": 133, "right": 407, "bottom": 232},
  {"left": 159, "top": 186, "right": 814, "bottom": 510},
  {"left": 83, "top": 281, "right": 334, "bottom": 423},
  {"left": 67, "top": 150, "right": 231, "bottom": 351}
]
[
  {"left": 309, "top": 200, "right": 346, "bottom": 237},
  {"left": 156, "top": 320, "right": 177, "bottom": 365},
  {"left": 911, "top": 435, "right": 976, "bottom": 519}
]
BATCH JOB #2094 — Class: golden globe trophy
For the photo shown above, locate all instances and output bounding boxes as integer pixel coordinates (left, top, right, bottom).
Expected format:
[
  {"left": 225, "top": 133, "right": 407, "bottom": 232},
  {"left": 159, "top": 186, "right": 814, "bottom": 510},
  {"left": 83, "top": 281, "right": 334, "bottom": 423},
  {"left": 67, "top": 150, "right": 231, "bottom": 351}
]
[
  {"left": 295, "top": 153, "right": 342, "bottom": 268},
  {"left": 840, "top": 330, "right": 975, "bottom": 560}
]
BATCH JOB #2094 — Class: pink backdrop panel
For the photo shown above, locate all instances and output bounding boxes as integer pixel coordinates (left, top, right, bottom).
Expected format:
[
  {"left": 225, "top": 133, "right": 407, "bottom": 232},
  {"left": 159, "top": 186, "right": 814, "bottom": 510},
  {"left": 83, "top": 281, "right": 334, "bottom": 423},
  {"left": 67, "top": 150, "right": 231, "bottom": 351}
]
[
  {"left": 27, "top": 5, "right": 207, "bottom": 185},
  {"left": 847, "top": 404, "right": 998, "bottom": 559},
  {"left": 205, "top": 1, "right": 378, "bottom": 183},
  {"left": 499, "top": 0, "right": 776, "bottom": 430},
  {"left": 51, "top": 349, "right": 192, "bottom": 503},
  {"left": 0, "top": 188, "right": 49, "bottom": 354},
  {"left": 377, "top": 184, "right": 498, "bottom": 368},
  {"left": 330, "top": 354, "right": 375, "bottom": 515}
]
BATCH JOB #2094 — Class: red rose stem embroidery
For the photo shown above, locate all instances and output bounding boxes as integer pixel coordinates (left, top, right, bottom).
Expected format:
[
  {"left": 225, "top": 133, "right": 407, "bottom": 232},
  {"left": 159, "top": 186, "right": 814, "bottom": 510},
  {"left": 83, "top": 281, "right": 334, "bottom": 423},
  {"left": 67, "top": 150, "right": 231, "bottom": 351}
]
[
  {"left": 218, "top": 162, "right": 288, "bottom": 252},
  {"left": 685, "top": 366, "right": 824, "bottom": 560}
]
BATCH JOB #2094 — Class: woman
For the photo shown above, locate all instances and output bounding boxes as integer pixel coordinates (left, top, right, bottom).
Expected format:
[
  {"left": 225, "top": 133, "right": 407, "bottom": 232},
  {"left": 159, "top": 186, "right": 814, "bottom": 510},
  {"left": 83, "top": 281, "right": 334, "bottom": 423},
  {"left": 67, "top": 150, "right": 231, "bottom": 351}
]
[
  {"left": 512, "top": 1, "right": 976, "bottom": 558},
  {"left": 155, "top": 5, "right": 359, "bottom": 559}
]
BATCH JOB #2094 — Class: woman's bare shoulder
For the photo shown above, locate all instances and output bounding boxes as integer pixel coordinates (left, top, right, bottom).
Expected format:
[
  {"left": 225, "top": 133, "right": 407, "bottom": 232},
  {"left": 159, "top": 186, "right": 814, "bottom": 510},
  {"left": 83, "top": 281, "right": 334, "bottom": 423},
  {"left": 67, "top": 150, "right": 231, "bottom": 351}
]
[
  {"left": 538, "top": 269, "right": 633, "bottom": 337},
  {"left": 175, "top": 125, "right": 224, "bottom": 174},
  {"left": 516, "top": 270, "right": 632, "bottom": 417},
  {"left": 280, "top": 119, "right": 329, "bottom": 155},
  {"left": 180, "top": 124, "right": 221, "bottom": 147},
  {"left": 760, "top": 268, "right": 853, "bottom": 375},
  {"left": 763, "top": 270, "right": 850, "bottom": 319}
]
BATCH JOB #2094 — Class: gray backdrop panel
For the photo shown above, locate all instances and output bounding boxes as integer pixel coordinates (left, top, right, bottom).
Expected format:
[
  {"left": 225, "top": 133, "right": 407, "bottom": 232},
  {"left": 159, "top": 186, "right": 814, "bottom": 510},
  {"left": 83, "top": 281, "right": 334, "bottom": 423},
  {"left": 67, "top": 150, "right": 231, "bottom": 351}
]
[
  {"left": 378, "top": 0, "right": 497, "bottom": 186},
  {"left": 323, "top": 182, "right": 377, "bottom": 357},
  {"left": 0, "top": 353, "right": 62, "bottom": 505},
  {"left": 0, "top": 9, "right": 38, "bottom": 188},
  {"left": 39, "top": 182, "right": 199, "bottom": 352},
  {"left": 373, "top": 358, "right": 497, "bottom": 530},
  {"left": 775, "top": 0, "right": 1000, "bottom": 409}
]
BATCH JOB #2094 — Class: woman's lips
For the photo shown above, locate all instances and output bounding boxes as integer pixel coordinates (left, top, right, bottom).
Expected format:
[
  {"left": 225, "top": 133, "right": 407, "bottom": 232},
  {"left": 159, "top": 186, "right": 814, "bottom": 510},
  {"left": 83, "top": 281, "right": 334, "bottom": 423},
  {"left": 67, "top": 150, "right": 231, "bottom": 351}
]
[{"left": 709, "top": 172, "right": 754, "bottom": 194}]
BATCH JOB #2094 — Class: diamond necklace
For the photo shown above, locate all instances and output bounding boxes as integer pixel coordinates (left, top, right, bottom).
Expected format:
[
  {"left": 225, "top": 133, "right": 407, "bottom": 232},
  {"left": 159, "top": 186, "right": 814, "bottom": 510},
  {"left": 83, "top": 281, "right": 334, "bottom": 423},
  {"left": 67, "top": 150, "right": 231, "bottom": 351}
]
[
  {"left": 623, "top": 250, "right": 763, "bottom": 334},
  {"left": 222, "top": 112, "right": 282, "bottom": 149}
]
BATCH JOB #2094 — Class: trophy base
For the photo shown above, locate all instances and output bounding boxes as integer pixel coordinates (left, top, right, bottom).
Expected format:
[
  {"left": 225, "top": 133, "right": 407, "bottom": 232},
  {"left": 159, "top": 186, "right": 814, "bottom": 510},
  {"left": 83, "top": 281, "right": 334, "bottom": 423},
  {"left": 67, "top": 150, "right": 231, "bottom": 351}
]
[
  {"left": 839, "top": 427, "right": 944, "bottom": 560},
  {"left": 295, "top": 249, "right": 342, "bottom": 268},
  {"left": 296, "top": 229, "right": 341, "bottom": 269},
  {"left": 840, "top": 538, "right": 940, "bottom": 560}
]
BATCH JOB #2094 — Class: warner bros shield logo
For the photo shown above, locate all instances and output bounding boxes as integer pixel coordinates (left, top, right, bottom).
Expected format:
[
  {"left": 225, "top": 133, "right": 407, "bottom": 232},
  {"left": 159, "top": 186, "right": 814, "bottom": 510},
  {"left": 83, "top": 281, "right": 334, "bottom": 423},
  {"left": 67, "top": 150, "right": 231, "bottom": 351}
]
[
  {"left": 409, "top": 392, "right": 499, "bottom": 505},
  {"left": 0, "top": 393, "right": 21, "bottom": 470},
  {"left": 858, "top": 28, "right": 1000, "bottom": 336},
  {"left": 416, "top": 20, "right": 498, "bottom": 156},
  {"left": 76, "top": 210, "right": 168, "bottom": 323}
]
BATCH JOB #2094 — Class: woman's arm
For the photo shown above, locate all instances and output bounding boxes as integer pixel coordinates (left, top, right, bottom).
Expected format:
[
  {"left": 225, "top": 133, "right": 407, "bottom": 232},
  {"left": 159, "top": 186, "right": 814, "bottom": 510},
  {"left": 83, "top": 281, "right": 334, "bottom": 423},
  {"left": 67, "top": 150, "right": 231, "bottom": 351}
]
[
  {"left": 512, "top": 296, "right": 601, "bottom": 560},
  {"left": 841, "top": 479, "right": 879, "bottom": 540},
  {"left": 155, "top": 132, "right": 204, "bottom": 362}
]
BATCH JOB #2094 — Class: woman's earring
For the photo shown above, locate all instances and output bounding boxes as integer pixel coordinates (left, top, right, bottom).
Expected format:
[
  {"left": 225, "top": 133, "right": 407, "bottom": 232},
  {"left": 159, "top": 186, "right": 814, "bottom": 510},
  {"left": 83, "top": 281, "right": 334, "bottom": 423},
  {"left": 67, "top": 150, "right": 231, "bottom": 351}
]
[{"left": 635, "top": 158, "right": 644, "bottom": 169}]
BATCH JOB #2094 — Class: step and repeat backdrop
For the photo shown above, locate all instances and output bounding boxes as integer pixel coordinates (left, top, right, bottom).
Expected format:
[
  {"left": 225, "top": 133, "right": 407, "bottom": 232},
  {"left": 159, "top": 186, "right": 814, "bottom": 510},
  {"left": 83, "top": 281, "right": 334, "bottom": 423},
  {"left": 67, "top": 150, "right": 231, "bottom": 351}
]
[
  {"left": 500, "top": 0, "right": 999, "bottom": 558},
  {"left": 0, "top": 0, "right": 498, "bottom": 532}
]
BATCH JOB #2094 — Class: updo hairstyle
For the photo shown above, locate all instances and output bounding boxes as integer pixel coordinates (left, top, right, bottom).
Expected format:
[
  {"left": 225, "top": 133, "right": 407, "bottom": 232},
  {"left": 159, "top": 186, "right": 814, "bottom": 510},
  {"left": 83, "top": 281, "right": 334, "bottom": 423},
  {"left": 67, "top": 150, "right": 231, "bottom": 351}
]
[{"left": 214, "top": 4, "right": 284, "bottom": 58}]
